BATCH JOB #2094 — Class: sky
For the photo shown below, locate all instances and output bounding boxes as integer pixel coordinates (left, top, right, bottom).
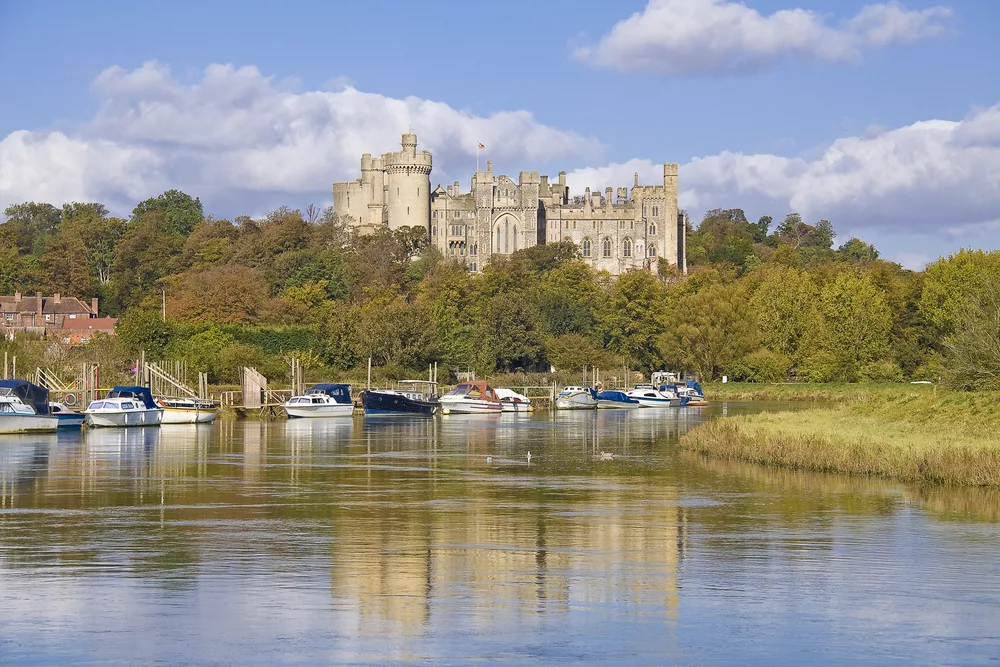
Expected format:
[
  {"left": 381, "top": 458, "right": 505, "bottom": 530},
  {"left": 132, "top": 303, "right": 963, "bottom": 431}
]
[{"left": 0, "top": 0, "right": 998, "bottom": 269}]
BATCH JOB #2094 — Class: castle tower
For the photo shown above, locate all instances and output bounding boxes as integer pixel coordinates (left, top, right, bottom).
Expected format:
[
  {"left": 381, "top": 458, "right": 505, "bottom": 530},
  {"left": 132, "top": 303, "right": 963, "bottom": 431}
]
[{"left": 385, "top": 133, "right": 432, "bottom": 231}]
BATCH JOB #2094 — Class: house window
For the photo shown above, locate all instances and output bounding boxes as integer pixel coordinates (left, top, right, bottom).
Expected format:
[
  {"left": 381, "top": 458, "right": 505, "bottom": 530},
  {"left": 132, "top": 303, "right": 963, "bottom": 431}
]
[
  {"left": 623, "top": 238, "right": 633, "bottom": 258},
  {"left": 581, "top": 238, "right": 592, "bottom": 257},
  {"left": 648, "top": 244, "right": 657, "bottom": 258},
  {"left": 602, "top": 238, "right": 612, "bottom": 258},
  {"left": 649, "top": 223, "right": 656, "bottom": 235}
]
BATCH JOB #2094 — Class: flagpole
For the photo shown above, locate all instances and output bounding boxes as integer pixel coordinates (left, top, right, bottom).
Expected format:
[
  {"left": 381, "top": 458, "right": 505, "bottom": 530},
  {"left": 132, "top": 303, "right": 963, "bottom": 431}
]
[{"left": 476, "top": 143, "right": 480, "bottom": 172}]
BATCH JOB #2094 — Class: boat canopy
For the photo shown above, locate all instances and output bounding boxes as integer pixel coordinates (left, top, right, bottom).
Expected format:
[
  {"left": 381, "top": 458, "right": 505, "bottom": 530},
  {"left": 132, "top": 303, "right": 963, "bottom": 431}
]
[
  {"left": 304, "top": 384, "right": 352, "bottom": 402},
  {"left": 596, "top": 390, "right": 634, "bottom": 402},
  {"left": 107, "top": 386, "right": 158, "bottom": 409},
  {"left": 0, "top": 379, "right": 50, "bottom": 414},
  {"left": 495, "top": 388, "right": 530, "bottom": 402},
  {"left": 445, "top": 382, "right": 499, "bottom": 400}
]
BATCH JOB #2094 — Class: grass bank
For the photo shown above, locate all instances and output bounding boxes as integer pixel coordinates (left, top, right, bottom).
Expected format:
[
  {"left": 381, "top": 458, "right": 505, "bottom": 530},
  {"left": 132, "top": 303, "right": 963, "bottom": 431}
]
[
  {"left": 701, "top": 381, "right": 925, "bottom": 403},
  {"left": 681, "top": 387, "right": 1000, "bottom": 486}
]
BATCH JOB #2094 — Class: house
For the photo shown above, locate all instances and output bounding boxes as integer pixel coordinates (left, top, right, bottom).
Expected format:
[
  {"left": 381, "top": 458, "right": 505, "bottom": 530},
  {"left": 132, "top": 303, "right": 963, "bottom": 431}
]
[
  {"left": 59, "top": 317, "right": 118, "bottom": 345},
  {"left": 0, "top": 292, "right": 100, "bottom": 329}
]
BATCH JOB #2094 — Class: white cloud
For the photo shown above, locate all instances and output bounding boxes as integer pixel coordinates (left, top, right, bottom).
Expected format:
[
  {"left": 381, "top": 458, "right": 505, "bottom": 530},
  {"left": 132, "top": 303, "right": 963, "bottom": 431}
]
[
  {"left": 0, "top": 62, "right": 603, "bottom": 215},
  {"left": 573, "top": 0, "right": 952, "bottom": 76},
  {"left": 566, "top": 103, "right": 1000, "bottom": 235}
]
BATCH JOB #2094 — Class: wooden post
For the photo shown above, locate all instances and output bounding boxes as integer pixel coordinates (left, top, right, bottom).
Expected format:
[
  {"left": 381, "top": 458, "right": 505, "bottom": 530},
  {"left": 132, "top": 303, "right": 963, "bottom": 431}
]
[{"left": 367, "top": 357, "right": 372, "bottom": 390}]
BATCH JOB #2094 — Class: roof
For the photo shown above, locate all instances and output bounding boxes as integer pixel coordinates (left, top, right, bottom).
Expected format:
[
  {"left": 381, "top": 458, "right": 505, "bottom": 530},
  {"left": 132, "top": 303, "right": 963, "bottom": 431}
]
[
  {"left": 0, "top": 295, "right": 95, "bottom": 315},
  {"left": 61, "top": 317, "right": 117, "bottom": 331}
]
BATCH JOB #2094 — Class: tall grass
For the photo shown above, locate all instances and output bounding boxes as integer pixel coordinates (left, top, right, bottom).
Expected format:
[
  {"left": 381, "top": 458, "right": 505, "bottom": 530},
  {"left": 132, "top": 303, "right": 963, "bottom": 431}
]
[{"left": 681, "top": 389, "right": 1000, "bottom": 486}]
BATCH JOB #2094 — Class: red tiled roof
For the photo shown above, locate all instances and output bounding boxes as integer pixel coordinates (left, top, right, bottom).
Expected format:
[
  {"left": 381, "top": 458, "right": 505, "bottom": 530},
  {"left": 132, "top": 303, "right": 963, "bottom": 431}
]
[
  {"left": 0, "top": 296, "right": 95, "bottom": 315},
  {"left": 60, "top": 317, "right": 117, "bottom": 331}
]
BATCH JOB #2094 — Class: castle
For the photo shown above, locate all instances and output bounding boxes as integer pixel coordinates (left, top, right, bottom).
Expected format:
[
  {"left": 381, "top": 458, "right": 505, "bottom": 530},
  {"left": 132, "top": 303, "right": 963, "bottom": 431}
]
[{"left": 332, "top": 134, "right": 686, "bottom": 275}]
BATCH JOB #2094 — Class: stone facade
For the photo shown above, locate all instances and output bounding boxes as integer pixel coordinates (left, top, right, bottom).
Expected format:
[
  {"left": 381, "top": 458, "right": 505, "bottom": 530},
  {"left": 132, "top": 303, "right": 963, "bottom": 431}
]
[{"left": 333, "top": 134, "right": 686, "bottom": 275}]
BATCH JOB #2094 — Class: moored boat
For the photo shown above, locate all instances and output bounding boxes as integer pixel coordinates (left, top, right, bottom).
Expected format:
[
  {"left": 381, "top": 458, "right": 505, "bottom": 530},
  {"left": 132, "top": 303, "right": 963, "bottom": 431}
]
[
  {"left": 554, "top": 386, "right": 598, "bottom": 410},
  {"left": 625, "top": 384, "right": 685, "bottom": 408},
  {"left": 495, "top": 388, "right": 533, "bottom": 412},
  {"left": 671, "top": 381, "right": 708, "bottom": 406},
  {"left": 49, "top": 402, "right": 86, "bottom": 429},
  {"left": 85, "top": 386, "right": 163, "bottom": 428},
  {"left": 0, "top": 380, "right": 59, "bottom": 434},
  {"left": 361, "top": 380, "right": 438, "bottom": 415},
  {"left": 283, "top": 384, "right": 355, "bottom": 418},
  {"left": 158, "top": 398, "right": 219, "bottom": 424},
  {"left": 595, "top": 390, "right": 641, "bottom": 409},
  {"left": 438, "top": 382, "right": 503, "bottom": 414}
]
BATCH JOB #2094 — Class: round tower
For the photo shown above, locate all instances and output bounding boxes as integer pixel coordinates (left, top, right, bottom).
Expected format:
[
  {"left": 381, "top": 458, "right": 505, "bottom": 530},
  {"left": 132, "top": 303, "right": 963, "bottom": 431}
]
[{"left": 385, "top": 133, "right": 432, "bottom": 231}]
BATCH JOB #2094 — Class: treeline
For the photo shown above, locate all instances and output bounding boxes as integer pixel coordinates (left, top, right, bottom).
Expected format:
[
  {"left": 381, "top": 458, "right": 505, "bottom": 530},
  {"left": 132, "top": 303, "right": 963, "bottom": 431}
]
[{"left": 2, "top": 195, "right": 999, "bottom": 389}]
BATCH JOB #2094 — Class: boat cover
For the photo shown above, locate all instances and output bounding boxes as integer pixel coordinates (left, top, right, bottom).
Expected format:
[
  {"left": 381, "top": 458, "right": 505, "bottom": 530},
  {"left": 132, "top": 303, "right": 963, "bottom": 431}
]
[
  {"left": 595, "top": 390, "right": 636, "bottom": 403},
  {"left": 304, "top": 384, "right": 352, "bottom": 402},
  {"left": 107, "top": 386, "right": 158, "bottom": 409},
  {"left": 0, "top": 380, "right": 50, "bottom": 414}
]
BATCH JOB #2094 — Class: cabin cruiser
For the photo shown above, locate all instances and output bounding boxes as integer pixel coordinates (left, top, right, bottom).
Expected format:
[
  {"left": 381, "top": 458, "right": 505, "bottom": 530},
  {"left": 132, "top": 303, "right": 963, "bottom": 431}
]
[
  {"left": 361, "top": 380, "right": 438, "bottom": 415},
  {"left": 671, "top": 381, "right": 708, "bottom": 407},
  {"left": 595, "top": 390, "right": 641, "bottom": 409},
  {"left": 158, "top": 397, "right": 219, "bottom": 424},
  {"left": 554, "top": 386, "right": 598, "bottom": 410},
  {"left": 625, "top": 384, "right": 686, "bottom": 408},
  {"left": 0, "top": 380, "right": 59, "bottom": 433},
  {"left": 85, "top": 386, "right": 164, "bottom": 427},
  {"left": 495, "top": 388, "right": 533, "bottom": 412},
  {"left": 438, "top": 382, "right": 503, "bottom": 414},
  {"left": 283, "top": 384, "right": 354, "bottom": 418},
  {"left": 49, "top": 402, "right": 86, "bottom": 429}
]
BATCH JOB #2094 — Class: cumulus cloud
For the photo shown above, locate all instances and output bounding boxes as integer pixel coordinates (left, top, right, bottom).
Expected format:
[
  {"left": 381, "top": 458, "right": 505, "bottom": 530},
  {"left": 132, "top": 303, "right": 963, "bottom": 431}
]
[
  {"left": 0, "top": 62, "right": 603, "bottom": 214},
  {"left": 573, "top": 0, "right": 952, "bottom": 75},
  {"left": 566, "top": 103, "right": 1000, "bottom": 234}
]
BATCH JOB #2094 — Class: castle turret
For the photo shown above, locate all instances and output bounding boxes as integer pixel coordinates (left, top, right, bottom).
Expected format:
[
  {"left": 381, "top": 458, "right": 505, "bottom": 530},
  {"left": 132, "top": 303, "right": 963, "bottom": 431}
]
[{"left": 385, "top": 133, "right": 432, "bottom": 231}]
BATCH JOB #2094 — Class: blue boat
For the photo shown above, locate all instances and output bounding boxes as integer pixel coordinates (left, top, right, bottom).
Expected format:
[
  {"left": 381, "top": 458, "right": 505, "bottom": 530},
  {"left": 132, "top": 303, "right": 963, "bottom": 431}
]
[
  {"left": 361, "top": 381, "right": 438, "bottom": 416},
  {"left": 49, "top": 402, "right": 86, "bottom": 429},
  {"left": 595, "top": 390, "right": 641, "bottom": 410}
]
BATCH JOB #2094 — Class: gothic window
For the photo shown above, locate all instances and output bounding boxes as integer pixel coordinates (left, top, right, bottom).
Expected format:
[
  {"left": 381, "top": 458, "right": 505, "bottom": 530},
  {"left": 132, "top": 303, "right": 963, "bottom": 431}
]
[
  {"left": 417, "top": 187, "right": 420, "bottom": 196},
  {"left": 581, "top": 238, "right": 592, "bottom": 257},
  {"left": 433, "top": 225, "right": 437, "bottom": 237},
  {"left": 649, "top": 223, "right": 656, "bottom": 235},
  {"left": 572, "top": 221, "right": 577, "bottom": 230},
  {"left": 496, "top": 226, "right": 501, "bottom": 253},
  {"left": 602, "top": 237, "right": 612, "bottom": 258},
  {"left": 513, "top": 226, "right": 518, "bottom": 252},
  {"left": 652, "top": 206, "right": 659, "bottom": 216},
  {"left": 407, "top": 207, "right": 410, "bottom": 215},
  {"left": 460, "top": 245, "right": 465, "bottom": 256},
  {"left": 630, "top": 221, "right": 634, "bottom": 230},
  {"left": 648, "top": 244, "right": 657, "bottom": 258},
  {"left": 623, "top": 238, "right": 633, "bottom": 258},
  {"left": 471, "top": 244, "right": 477, "bottom": 256},
  {"left": 433, "top": 211, "right": 437, "bottom": 218}
]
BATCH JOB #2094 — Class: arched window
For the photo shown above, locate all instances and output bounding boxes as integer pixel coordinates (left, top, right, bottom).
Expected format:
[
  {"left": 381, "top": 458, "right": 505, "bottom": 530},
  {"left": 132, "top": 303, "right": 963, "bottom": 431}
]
[
  {"left": 581, "top": 238, "right": 592, "bottom": 257},
  {"left": 623, "top": 238, "right": 633, "bottom": 258},
  {"left": 471, "top": 244, "right": 478, "bottom": 256},
  {"left": 649, "top": 223, "right": 656, "bottom": 235},
  {"left": 496, "top": 226, "right": 501, "bottom": 252},
  {"left": 602, "top": 238, "right": 612, "bottom": 258},
  {"left": 513, "top": 226, "right": 518, "bottom": 252},
  {"left": 648, "top": 244, "right": 657, "bottom": 258},
  {"left": 652, "top": 205, "right": 659, "bottom": 216}
]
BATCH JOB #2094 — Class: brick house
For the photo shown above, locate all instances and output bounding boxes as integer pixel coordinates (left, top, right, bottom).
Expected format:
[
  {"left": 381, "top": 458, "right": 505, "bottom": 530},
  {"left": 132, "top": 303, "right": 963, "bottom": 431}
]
[
  {"left": 0, "top": 292, "right": 100, "bottom": 330},
  {"left": 59, "top": 317, "right": 118, "bottom": 345}
]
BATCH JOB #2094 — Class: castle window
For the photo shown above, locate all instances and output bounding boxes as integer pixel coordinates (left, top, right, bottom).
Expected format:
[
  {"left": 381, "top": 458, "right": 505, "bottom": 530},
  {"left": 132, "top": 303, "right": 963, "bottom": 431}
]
[
  {"left": 581, "top": 238, "right": 592, "bottom": 257},
  {"left": 460, "top": 244, "right": 465, "bottom": 256},
  {"left": 652, "top": 206, "right": 659, "bottom": 216},
  {"left": 648, "top": 244, "right": 657, "bottom": 258},
  {"left": 649, "top": 223, "right": 656, "bottom": 235},
  {"left": 417, "top": 187, "right": 420, "bottom": 196},
  {"left": 407, "top": 207, "right": 410, "bottom": 215},
  {"left": 471, "top": 244, "right": 477, "bottom": 256},
  {"left": 471, "top": 263, "right": 477, "bottom": 272},
  {"left": 433, "top": 225, "right": 437, "bottom": 236},
  {"left": 602, "top": 238, "right": 612, "bottom": 258},
  {"left": 630, "top": 221, "right": 634, "bottom": 230},
  {"left": 433, "top": 211, "right": 437, "bottom": 218},
  {"left": 572, "top": 221, "right": 577, "bottom": 230},
  {"left": 623, "top": 238, "right": 633, "bottom": 258},
  {"left": 513, "top": 226, "right": 518, "bottom": 252},
  {"left": 496, "top": 226, "right": 501, "bottom": 252}
]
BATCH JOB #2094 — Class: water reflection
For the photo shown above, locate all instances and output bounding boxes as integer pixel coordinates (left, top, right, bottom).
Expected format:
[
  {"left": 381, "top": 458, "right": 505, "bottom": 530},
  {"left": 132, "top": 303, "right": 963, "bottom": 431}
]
[{"left": 0, "top": 405, "right": 997, "bottom": 666}]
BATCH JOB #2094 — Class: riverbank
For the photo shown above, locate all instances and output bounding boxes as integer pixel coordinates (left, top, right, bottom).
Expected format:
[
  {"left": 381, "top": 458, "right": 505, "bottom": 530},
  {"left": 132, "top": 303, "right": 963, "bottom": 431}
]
[
  {"left": 702, "top": 381, "right": 924, "bottom": 403},
  {"left": 682, "top": 387, "right": 1000, "bottom": 486}
]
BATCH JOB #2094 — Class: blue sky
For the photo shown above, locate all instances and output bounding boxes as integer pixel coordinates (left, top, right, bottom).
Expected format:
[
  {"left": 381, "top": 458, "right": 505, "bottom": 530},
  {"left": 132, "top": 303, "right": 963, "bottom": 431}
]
[{"left": 1, "top": 0, "right": 998, "bottom": 268}]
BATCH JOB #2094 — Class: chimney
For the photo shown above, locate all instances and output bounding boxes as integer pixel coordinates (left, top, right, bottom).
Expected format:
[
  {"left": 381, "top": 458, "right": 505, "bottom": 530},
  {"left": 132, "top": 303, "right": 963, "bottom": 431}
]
[
  {"left": 486, "top": 160, "right": 493, "bottom": 174},
  {"left": 54, "top": 293, "right": 61, "bottom": 304},
  {"left": 36, "top": 292, "right": 42, "bottom": 316},
  {"left": 447, "top": 185, "right": 453, "bottom": 196},
  {"left": 558, "top": 171, "right": 566, "bottom": 187},
  {"left": 634, "top": 172, "right": 639, "bottom": 187},
  {"left": 91, "top": 297, "right": 99, "bottom": 317},
  {"left": 453, "top": 180, "right": 459, "bottom": 195},
  {"left": 14, "top": 291, "right": 20, "bottom": 303}
]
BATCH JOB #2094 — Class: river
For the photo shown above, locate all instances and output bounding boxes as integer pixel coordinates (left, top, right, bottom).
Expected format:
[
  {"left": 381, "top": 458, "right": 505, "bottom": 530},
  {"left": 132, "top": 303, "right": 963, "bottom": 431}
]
[{"left": 1, "top": 403, "right": 998, "bottom": 666}]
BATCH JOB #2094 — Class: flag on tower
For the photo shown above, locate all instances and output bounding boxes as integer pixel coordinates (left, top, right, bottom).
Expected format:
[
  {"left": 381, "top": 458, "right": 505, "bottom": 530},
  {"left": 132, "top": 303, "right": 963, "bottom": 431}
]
[{"left": 478, "top": 143, "right": 485, "bottom": 149}]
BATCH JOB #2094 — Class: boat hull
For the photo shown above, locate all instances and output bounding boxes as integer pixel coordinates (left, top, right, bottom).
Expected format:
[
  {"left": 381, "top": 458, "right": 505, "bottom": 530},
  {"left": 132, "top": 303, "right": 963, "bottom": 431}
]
[
  {"left": 85, "top": 409, "right": 163, "bottom": 428},
  {"left": 631, "top": 396, "right": 679, "bottom": 408},
  {"left": 55, "top": 413, "right": 86, "bottom": 429},
  {"left": 161, "top": 407, "right": 219, "bottom": 424},
  {"left": 555, "top": 394, "right": 597, "bottom": 410},
  {"left": 0, "top": 414, "right": 60, "bottom": 434},
  {"left": 439, "top": 399, "right": 502, "bottom": 414},
  {"left": 284, "top": 403, "right": 354, "bottom": 419},
  {"left": 501, "top": 401, "right": 532, "bottom": 413},
  {"left": 361, "top": 390, "right": 437, "bottom": 416},
  {"left": 597, "top": 399, "right": 640, "bottom": 410}
]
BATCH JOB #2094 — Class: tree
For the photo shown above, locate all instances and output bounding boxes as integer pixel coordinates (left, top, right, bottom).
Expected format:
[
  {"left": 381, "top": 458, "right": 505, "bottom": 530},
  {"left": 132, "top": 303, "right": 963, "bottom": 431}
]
[
  {"left": 131, "top": 189, "right": 204, "bottom": 236},
  {"left": 837, "top": 238, "right": 880, "bottom": 263},
  {"left": 474, "top": 292, "right": 543, "bottom": 373},
  {"left": 169, "top": 265, "right": 270, "bottom": 324},
  {"left": 942, "top": 281, "right": 1000, "bottom": 391},
  {"left": 599, "top": 270, "right": 666, "bottom": 371},
  {"left": 2, "top": 202, "right": 61, "bottom": 254},
  {"left": 920, "top": 249, "right": 1000, "bottom": 339},
  {"left": 116, "top": 310, "right": 174, "bottom": 358}
]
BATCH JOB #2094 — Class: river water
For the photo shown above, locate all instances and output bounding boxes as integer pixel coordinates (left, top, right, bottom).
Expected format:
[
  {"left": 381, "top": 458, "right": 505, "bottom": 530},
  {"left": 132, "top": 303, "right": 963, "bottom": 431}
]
[{"left": 1, "top": 403, "right": 998, "bottom": 666}]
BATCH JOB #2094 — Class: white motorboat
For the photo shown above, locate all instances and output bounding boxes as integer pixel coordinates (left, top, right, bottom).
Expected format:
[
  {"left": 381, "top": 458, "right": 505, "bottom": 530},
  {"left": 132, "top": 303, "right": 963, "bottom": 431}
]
[
  {"left": 554, "top": 386, "right": 598, "bottom": 410},
  {"left": 495, "top": 388, "right": 533, "bottom": 412},
  {"left": 438, "top": 382, "right": 503, "bottom": 414},
  {"left": 0, "top": 393, "right": 59, "bottom": 434},
  {"left": 671, "top": 381, "right": 707, "bottom": 407},
  {"left": 158, "top": 398, "right": 219, "bottom": 424},
  {"left": 283, "top": 384, "right": 355, "bottom": 418},
  {"left": 625, "top": 384, "right": 682, "bottom": 408},
  {"left": 85, "top": 386, "right": 164, "bottom": 428}
]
